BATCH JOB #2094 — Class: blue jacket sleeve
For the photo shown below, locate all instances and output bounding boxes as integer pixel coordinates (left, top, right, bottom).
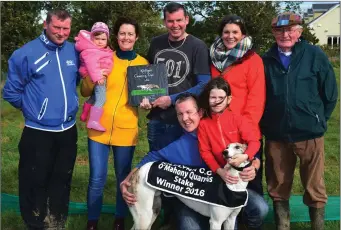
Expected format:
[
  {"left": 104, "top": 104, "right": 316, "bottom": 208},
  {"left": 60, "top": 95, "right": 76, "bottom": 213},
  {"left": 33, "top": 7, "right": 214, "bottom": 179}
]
[
  {"left": 169, "top": 74, "right": 210, "bottom": 104},
  {"left": 2, "top": 51, "right": 30, "bottom": 109},
  {"left": 136, "top": 138, "right": 181, "bottom": 168},
  {"left": 136, "top": 150, "right": 167, "bottom": 168}
]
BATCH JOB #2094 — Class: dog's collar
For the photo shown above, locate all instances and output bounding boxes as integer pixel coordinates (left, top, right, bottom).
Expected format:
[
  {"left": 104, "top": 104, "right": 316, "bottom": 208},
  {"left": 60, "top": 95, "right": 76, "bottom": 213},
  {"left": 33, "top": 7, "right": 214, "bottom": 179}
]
[{"left": 230, "top": 161, "right": 252, "bottom": 171}]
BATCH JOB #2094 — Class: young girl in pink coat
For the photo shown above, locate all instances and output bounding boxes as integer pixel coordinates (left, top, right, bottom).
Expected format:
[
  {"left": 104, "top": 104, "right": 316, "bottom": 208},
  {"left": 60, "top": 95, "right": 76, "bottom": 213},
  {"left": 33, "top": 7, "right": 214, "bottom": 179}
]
[{"left": 75, "top": 22, "right": 113, "bottom": 131}]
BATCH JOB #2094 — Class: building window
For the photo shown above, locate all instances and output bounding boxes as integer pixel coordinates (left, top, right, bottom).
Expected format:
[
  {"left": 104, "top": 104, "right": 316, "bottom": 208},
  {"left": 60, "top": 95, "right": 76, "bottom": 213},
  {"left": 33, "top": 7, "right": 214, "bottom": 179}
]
[
  {"left": 333, "top": 37, "right": 338, "bottom": 46},
  {"left": 327, "top": 36, "right": 340, "bottom": 48}
]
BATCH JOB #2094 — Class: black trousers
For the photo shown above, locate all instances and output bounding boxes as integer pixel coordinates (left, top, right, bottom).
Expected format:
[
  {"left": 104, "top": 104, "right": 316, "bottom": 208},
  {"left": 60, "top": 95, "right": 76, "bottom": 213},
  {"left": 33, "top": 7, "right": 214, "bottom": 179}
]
[{"left": 18, "top": 126, "right": 77, "bottom": 229}]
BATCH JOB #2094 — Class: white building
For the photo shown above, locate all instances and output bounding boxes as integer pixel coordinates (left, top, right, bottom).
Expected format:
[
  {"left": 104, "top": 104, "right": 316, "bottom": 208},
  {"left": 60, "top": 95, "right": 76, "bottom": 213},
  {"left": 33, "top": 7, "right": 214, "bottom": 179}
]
[{"left": 307, "top": 4, "right": 340, "bottom": 47}]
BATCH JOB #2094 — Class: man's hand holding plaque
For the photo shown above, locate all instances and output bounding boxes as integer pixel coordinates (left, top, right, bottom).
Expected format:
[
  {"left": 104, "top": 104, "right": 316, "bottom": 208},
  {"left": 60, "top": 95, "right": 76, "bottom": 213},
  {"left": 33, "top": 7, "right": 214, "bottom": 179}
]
[{"left": 152, "top": 96, "right": 171, "bottom": 109}]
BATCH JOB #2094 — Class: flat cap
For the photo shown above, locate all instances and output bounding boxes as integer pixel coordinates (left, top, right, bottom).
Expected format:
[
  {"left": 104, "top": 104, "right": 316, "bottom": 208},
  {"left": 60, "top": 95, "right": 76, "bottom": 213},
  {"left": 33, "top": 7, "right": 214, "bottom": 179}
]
[{"left": 271, "top": 12, "right": 303, "bottom": 28}]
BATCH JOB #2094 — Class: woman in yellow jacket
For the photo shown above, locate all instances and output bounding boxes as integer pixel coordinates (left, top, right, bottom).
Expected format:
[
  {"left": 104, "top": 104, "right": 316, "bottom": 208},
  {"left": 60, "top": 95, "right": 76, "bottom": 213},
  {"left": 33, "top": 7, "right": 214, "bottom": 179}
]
[{"left": 81, "top": 17, "right": 148, "bottom": 230}]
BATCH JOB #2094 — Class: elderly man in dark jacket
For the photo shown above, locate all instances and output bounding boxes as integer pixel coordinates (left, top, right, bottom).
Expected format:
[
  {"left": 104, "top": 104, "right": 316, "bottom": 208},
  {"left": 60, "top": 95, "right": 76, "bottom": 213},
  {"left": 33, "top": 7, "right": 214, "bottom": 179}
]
[{"left": 261, "top": 12, "right": 338, "bottom": 230}]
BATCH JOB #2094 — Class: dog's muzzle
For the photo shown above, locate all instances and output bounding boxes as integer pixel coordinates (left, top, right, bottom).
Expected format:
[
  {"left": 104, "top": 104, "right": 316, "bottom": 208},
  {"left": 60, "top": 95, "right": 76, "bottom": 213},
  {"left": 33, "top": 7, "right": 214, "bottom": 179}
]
[{"left": 222, "top": 149, "right": 231, "bottom": 159}]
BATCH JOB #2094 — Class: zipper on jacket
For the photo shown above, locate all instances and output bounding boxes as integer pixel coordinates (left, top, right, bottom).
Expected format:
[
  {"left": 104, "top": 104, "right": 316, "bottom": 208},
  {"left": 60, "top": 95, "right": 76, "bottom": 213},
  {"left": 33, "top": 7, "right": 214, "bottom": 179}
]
[
  {"left": 38, "top": 98, "right": 49, "bottom": 120},
  {"left": 108, "top": 76, "right": 127, "bottom": 145},
  {"left": 316, "top": 114, "right": 320, "bottom": 122},
  {"left": 34, "top": 52, "right": 49, "bottom": 65},
  {"left": 56, "top": 48, "right": 68, "bottom": 127},
  {"left": 271, "top": 54, "right": 293, "bottom": 140},
  {"left": 108, "top": 60, "right": 132, "bottom": 144},
  {"left": 285, "top": 65, "right": 293, "bottom": 140},
  {"left": 36, "top": 60, "right": 51, "bottom": 73},
  {"left": 217, "top": 115, "right": 227, "bottom": 149}
]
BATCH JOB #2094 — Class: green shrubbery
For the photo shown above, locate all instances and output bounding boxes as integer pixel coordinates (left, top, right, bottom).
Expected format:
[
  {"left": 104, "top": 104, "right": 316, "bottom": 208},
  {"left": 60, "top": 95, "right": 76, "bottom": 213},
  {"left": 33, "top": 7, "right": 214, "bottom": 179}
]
[
  {"left": 320, "top": 44, "right": 340, "bottom": 57},
  {"left": 319, "top": 45, "right": 340, "bottom": 68}
]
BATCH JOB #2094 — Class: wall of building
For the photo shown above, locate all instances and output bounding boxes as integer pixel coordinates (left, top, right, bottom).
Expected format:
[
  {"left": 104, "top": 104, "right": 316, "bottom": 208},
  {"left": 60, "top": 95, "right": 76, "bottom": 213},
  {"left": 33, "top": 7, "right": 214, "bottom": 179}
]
[
  {"left": 304, "top": 16, "right": 314, "bottom": 23},
  {"left": 309, "top": 6, "right": 340, "bottom": 45},
  {"left": 313, "top": 12, "right": 323, "bottom": 18}
]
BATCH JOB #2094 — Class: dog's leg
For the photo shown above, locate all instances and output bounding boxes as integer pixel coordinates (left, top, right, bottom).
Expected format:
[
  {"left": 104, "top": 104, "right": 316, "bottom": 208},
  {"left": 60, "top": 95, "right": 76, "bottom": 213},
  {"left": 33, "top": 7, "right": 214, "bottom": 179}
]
[
  {"left": 129, "top": 163, "right": 156, "bottom": 230},
  {"left": 222, "top": 208, "right": 241, "bottom": 230},
  {"left": 135, "top": 210, "right": 154, "bottom": 230},
  {"left": 209, "top": 218, "right": 225, "bottom": 230},
  {"left": 131, "top": 192, "right": 155, "bottom": 230},
  {"left": 148, "top": 192, "right": 162, "bottom": 229},
  {"left": 209, "top": 207, "right": 230, "bottom": 230}
]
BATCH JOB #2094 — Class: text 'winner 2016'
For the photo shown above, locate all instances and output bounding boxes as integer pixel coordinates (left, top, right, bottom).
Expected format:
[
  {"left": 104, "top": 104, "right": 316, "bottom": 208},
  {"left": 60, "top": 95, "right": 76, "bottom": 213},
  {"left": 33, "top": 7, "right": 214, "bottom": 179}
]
[{"left": 155, "top": 162, "right": 213, "bottom": 197}]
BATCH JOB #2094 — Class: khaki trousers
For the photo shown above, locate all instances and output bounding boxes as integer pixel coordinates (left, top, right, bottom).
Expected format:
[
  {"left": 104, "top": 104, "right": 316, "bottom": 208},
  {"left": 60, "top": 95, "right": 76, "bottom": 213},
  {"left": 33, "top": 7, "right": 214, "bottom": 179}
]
[{"left": 265, "top": 136, "right": 327, "bottom": 208}]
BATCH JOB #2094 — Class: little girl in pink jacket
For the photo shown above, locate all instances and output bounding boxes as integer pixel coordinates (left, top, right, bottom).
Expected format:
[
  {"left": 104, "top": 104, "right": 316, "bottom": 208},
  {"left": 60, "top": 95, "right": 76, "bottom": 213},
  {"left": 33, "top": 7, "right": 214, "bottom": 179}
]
[{"left": 75, "top": 22, "right": 113, "bottom": 131}]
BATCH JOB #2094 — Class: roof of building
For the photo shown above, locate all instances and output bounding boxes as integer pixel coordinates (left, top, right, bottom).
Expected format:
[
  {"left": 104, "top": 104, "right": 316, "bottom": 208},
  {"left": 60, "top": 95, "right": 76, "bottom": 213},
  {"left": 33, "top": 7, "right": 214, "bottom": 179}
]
[
  {"left": 312, "top": 3, "right": 338, "bottom": 11},
  {"left": 308, "top": 3, "right": 340, "bottom": 25}
]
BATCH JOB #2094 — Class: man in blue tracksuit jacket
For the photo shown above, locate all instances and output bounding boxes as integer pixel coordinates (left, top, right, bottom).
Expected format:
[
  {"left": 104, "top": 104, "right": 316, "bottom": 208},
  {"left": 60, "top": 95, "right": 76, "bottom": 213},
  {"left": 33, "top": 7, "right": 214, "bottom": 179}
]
[
  {"left": 2, "top": 9, "right": 79, "bottom": 230},
  {"left": 120, "top": 93, "right": 268, "bottom": 230}
]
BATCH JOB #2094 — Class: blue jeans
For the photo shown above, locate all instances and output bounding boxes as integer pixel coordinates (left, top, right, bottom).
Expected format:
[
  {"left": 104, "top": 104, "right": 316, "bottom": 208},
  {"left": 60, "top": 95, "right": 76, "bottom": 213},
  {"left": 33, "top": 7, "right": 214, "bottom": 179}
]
[
  {"left": 87, "top": 80, "right": 106, "bottom": 107},
  {"left": 147, "top": 119, "right": 183, "bottom": 151},
  {"left": 238, "top": 189, "right": 269, "bottom": 229},
  {"left": 87, "top": 138, "right": 135, "bottom": 220},
  {"left": 247, "top": 139, "right": 264, "bottom": 196},
  {"left": 173, "top": 197, "right": 209, "bottom": 230},
  {"left": 173, "top": 189, "right": 268, "bottom": 230}
]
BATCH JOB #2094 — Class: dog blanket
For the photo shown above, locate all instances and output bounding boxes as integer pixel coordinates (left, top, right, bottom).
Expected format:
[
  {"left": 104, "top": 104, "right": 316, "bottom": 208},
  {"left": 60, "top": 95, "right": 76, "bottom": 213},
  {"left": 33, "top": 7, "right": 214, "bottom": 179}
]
[{"left": 146, "top": 162, "right": 248, "bottom": 209}]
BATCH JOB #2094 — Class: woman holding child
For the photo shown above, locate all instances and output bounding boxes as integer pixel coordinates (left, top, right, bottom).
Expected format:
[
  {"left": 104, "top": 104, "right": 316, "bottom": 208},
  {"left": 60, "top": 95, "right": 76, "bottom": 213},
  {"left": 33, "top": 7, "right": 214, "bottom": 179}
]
[{"left": 80, "top": 17, "right": 148, "bottom": 230}]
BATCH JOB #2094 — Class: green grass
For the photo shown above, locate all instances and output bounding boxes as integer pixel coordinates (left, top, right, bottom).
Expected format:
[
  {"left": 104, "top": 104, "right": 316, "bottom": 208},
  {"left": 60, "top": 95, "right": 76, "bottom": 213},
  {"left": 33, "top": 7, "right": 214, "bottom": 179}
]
[{"left": 1, "top": 68, "right": 340, "bottom": 229}]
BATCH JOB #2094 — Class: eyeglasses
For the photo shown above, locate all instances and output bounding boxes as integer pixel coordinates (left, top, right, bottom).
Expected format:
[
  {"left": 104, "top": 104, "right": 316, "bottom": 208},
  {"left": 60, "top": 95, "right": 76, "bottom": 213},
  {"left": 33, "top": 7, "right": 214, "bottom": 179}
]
[
  {"left": 272, "top": 27, "right": 298, "bottom": 35},
  {"left": 226, "top": 16, "right": 245, "bottom": 25}
]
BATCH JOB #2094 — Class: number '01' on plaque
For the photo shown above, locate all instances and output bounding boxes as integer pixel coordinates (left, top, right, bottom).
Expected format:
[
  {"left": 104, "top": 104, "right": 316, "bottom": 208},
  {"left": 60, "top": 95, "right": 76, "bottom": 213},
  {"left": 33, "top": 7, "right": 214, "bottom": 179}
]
[{"left": 127, "top": 63, "right": 168, "bottom": 106}]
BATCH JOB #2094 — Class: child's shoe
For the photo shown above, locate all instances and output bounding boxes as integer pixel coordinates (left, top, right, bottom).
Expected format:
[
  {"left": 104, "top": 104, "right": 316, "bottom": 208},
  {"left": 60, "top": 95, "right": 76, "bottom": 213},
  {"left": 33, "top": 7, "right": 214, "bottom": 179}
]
[
  {"left": 87, "top": 106, "right": 106, "bottom": 132},
  {"left": 80, "top": 102, "right": 92, "bottom": 122}
]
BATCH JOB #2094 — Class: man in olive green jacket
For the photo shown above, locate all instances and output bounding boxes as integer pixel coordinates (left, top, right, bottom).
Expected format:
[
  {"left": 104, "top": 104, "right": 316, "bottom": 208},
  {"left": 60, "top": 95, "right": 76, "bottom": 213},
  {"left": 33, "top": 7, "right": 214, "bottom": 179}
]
[{"left": 261, "top": 12, "right": 338, "bottom": 230}]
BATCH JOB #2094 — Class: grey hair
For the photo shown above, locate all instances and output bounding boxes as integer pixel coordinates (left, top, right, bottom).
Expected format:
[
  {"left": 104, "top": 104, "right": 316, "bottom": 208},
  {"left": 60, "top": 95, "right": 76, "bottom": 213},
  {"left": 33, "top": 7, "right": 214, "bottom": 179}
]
[{"left": 295, "top": 25, "right": 303, "bottom": 30}]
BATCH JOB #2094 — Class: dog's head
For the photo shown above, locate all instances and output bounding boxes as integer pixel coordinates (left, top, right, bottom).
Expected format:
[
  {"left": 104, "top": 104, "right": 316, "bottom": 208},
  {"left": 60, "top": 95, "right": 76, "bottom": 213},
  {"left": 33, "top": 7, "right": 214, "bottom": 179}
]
[{"left": 222, "top": 143, "right": 247, "bottom": 160}]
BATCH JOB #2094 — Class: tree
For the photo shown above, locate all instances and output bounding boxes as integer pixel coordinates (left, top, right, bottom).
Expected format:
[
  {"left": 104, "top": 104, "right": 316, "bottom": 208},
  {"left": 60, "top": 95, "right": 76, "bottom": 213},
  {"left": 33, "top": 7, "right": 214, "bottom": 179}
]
[
  {"left": 184, "top": 1, "right": 280, "bottom": 54},
  {"left": 0, "top": 1, "right": 165, "bottom": 73},
  {"left": 1, "top": 2, "right": 45, "bottom": 72},
  {"left": 1, "top": 1, "right": 319, "bottom": 74},
  {"left": 68, "top": 1, "right": 165, "bottom": 57},
  {"left": 184, "top": 1, "right": 318, "bottom": 54},
  {"left": 282, "top": 1, "right": 303, "bottom": 14}
]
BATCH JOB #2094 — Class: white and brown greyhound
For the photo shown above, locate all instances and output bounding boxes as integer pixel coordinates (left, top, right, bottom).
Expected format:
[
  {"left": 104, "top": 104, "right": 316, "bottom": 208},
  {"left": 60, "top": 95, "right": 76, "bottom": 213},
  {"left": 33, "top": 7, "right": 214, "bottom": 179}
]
[{"left": 127, "top": 142, "right": 250, "bottom": 230}]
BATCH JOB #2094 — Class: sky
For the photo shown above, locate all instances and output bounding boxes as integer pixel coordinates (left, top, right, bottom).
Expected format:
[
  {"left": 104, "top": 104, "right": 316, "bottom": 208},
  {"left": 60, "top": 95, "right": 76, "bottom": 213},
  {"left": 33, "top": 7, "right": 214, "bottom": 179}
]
[
  {"left": 191, "top": 1, "right": 339, "bottom": 21},
  {"left": 300, "top": 1, "right": 339, "bottom": 11}
]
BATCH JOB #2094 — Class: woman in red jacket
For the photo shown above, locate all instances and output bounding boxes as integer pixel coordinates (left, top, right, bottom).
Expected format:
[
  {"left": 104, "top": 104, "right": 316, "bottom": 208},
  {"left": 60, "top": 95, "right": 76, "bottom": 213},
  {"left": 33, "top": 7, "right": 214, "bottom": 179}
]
[{"left": 210, "top": 14, "right": 266, "bottom": 195}]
